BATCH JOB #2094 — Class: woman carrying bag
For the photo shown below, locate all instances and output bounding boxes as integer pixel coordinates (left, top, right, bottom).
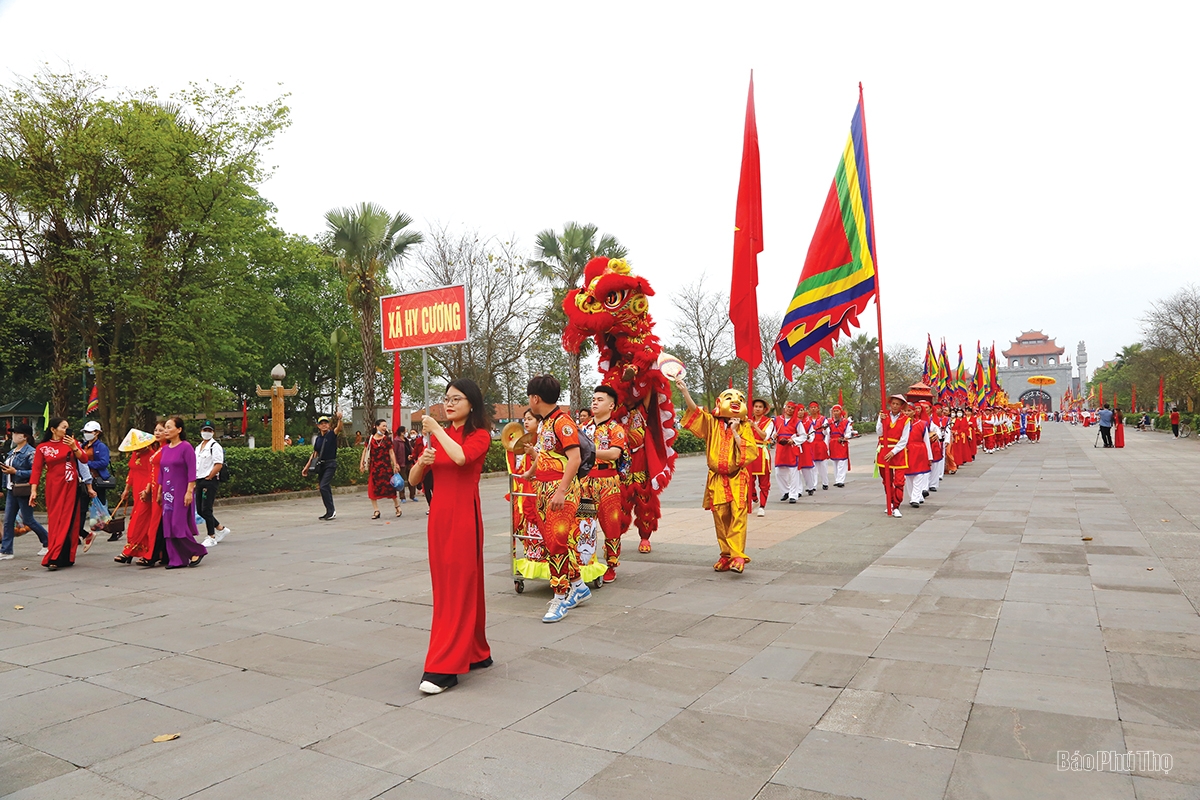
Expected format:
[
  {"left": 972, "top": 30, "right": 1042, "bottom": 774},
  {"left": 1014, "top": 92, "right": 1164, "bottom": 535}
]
[{"left": 360, "top": 419, "right": 402, "bottom": 519}]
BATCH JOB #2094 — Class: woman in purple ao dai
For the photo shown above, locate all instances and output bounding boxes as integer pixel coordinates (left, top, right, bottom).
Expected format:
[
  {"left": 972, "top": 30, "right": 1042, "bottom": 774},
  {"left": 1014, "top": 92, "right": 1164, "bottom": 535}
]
[{"left": 158, "top": 416, "right": 208, "bottom": 569}]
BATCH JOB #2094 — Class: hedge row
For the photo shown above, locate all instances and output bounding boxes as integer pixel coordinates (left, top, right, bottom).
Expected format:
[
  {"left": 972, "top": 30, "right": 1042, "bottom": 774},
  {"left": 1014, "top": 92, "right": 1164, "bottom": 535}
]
[{"left": 102, "top": 440, "right": 515, "bottom": 499}]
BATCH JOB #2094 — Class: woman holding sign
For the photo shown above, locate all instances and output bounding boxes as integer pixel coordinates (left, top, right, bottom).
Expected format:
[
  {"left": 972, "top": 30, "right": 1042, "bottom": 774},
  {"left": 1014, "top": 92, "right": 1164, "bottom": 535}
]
[{"left": 409, "top": 378, "right": 493, "bottom": 695}]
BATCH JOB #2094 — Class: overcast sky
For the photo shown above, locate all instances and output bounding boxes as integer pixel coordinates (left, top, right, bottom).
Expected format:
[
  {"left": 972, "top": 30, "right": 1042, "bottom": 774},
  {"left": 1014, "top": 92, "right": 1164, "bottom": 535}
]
[{"left": 2, "top": 0, "right": 1196, "bottom": 380}]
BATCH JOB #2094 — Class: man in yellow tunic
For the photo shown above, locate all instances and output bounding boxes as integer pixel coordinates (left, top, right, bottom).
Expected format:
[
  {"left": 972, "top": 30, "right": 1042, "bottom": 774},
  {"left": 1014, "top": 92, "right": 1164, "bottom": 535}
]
[{"left": 675, "top": 376, "right": 757, "bottom": 573}]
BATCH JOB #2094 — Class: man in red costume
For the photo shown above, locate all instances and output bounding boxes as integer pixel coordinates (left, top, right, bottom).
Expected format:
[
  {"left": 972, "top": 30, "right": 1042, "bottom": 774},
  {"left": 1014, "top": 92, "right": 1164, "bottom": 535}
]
[
  {"left": 876, "top": 395, "right": 910, "bottom": 518},
  {"left": 521, "top": 375, "right": 588, "bottom": 623},
  {"left": 981, "top": 408, "right": 997, "bottom": 453},
  {"left": 798, "top": 406, "right": 817, "bottom": 496},
  {"left": 583, "top": 385, "right": 628, "bottom": 584},
  {"left": 827, "top": 404, "right": 852, "bottom": 487},
  {"left": 927, "top": 402, "right": 946, "bottom": 493},
  {"left": 747, "top": 399, "right": 774, "bottom": 517},
  {"left": 904, "top": 401, "right": 933, "bottom": 508},
  {"left": 773, "top": 402, "right": 802, "bottom": 503},
  {"left": 808, "top": 402, "right": 830, "bottom": 491}
]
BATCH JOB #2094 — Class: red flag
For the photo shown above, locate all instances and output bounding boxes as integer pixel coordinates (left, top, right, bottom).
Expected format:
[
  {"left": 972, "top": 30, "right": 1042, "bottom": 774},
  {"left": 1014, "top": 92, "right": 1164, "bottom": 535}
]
[
  {"left": 730, "top": 72, "right": 763, "bottom": 369},
  {"left": 838, "top": 387, "right": 844, "bottom": 407},
  {"left": 1131, "top": 384, "right": 1136, "bottom": 412},
  {"left": 1158, "top": 377, "right": 1165, "bottom": 414},
  {"left": 241, "top": 399, "right": 248, "bottom": 435},
  {"left": 86, "top": 383, "right": 98, "bottom": 414},
  {"left": 392, "top": 351, "right": 403, "bottom": 432},
  {"left": 1098, "top": 383, "right": 1104, "bottom": 408}
]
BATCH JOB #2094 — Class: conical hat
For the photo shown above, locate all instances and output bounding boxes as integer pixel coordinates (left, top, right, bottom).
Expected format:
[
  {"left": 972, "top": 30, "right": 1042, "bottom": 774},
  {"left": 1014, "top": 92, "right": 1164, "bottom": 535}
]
[{"left": 119, "top": 428, "right": 155, "bottom": 452}]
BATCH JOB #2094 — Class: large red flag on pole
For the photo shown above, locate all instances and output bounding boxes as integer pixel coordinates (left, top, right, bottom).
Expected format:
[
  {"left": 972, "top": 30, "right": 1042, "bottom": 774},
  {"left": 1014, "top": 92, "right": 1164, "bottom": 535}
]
[
  {"left": 241, "top": 399, "right": 248, "bottom": 435},
  {"left": 392, "top": 351, "right": 403, "bottom": 432},
  {"left": 1098, "top": 383, "right": 1104, "bottom": 408},
  {"left": 1131, "top": 384, "right": 1136, "bottom": 413},
  {"left": 730, "top": 72, "right": 764, "bottom": 384},
  {"left": 1158, "top": 377, "right": 1165, "bottom": 414}
]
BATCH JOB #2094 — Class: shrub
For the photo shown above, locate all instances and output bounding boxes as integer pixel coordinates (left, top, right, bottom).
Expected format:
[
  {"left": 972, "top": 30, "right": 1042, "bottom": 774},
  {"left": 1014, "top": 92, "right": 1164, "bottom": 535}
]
[
  {"left": 105, "top": 443, "right": 364, "bottom": 499},
  {"left": 484, "top": 440, "right": 508, "bottom": 473},
  {"left": 674, "top": 429, "right": 705, "bottom": 454}
]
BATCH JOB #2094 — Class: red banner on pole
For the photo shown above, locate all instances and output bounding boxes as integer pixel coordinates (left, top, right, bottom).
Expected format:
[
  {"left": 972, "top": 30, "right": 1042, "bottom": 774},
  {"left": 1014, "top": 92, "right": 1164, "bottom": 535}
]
[
  {"left": 1158, "top": 377, "right": 1165, "bottom": 415},
  {"left": 392, "top": 351, "right": 403, "bottom": 431},
  {"left": 379, "top": 285, "right": 469, "bottom": 352}
]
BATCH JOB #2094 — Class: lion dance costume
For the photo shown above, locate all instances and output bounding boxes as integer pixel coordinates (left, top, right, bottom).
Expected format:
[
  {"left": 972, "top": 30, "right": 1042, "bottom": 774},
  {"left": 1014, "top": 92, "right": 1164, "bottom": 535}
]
[{"left": 563, "top": 257, "right": 678, "bottom": 552}]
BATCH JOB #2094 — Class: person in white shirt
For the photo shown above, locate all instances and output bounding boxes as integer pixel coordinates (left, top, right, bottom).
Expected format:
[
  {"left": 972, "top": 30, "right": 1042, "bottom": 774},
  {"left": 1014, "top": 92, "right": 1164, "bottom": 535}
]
[{"left": 195, "top": 423, "right": 231, "bottom": 548}]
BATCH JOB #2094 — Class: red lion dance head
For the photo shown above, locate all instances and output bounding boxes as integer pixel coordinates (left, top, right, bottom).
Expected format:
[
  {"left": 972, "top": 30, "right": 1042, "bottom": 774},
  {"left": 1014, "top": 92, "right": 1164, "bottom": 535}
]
[{"left": 563, "top": 257, "right": 677, "bottom": 545}]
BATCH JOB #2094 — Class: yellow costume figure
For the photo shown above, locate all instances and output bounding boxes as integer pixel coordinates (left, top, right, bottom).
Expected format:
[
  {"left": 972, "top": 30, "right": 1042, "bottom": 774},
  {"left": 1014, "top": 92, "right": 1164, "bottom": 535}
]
[{"left": 676, "top": 379, "right": 757, "bottom": 573}]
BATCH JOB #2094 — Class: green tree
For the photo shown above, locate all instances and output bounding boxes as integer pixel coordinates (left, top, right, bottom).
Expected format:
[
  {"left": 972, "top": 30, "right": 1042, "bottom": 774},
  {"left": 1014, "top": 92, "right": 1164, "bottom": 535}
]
[
  {"left": 849, "top": 334, "right": 882, "bottom": 418},
  {"left": 416, "top": 226, "right": 543, "bottom": 407},
  {"left": 527, "top": 222, "right": 626, "bottom": 410},
  {"left": 248, "top": 232, "right": 358, "bottom": 429},
  {"left": 0, "top": 70, "right": 293, "bottom": 434},
  {"left": 324, "top": 202, "right": 423, "bottom": 430}
]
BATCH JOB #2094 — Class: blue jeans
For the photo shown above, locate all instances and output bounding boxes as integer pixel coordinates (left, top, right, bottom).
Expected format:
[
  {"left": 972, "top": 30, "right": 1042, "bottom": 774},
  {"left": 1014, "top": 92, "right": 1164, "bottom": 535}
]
[{"left": 2, "top": 492, "right": 49, "bottom": 554}]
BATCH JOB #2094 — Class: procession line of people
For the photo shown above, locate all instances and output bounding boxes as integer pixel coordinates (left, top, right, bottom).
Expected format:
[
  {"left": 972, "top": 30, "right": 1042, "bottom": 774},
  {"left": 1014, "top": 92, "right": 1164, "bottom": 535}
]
[{"left": 3, "top": 417, "right": 219, "bottom": 571}]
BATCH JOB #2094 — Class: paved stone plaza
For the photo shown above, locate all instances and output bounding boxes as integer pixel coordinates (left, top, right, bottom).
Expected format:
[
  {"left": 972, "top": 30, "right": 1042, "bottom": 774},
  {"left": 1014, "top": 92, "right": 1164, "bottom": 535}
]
[{"left": 1, "top": 424, "right": 1198, "bottom": 799}]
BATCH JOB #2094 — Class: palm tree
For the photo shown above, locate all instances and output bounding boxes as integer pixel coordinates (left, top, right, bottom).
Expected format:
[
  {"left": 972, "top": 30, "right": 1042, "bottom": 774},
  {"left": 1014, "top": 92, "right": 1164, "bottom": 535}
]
[
  {"left": 325, "top": 202, "right": 423, "bottom": 430},
  {"left": 527, "top": 222, "right": 627, "bottom": 410}
]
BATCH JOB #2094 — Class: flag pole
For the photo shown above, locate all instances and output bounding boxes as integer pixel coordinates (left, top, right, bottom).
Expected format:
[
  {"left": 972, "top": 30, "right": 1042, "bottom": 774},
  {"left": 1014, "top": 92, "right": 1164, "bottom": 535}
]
[{"left": 859, "top": 82, "right": 891, "bottom": 515}]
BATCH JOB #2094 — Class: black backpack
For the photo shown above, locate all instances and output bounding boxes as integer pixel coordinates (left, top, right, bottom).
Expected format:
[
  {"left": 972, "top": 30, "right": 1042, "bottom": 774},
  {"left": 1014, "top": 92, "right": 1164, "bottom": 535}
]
[{"left": 576, "top": 425, "right": 596, "bottom": 478}]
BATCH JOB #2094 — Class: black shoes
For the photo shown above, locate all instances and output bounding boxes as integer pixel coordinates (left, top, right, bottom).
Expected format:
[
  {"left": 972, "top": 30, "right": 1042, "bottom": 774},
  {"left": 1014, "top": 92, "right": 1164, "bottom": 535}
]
[
  {"left": 469, "top": 657, "right": 493, "bottom": 670},
  {"left": 319, "top": 511, "right": 337, "bottom": 520}
]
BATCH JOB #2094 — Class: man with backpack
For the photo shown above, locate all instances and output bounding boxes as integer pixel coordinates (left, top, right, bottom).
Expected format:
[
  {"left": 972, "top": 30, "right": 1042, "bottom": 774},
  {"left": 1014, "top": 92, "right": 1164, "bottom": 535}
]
[{"left": 519, "top": 374, "right": 588, "bottom": 622}]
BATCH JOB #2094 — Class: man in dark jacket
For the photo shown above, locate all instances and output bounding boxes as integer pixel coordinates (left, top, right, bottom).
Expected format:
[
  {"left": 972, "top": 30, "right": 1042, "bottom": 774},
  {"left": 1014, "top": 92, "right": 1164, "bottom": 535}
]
[{"left": 0, "top": 424, "right": 49, "bottom": 559}]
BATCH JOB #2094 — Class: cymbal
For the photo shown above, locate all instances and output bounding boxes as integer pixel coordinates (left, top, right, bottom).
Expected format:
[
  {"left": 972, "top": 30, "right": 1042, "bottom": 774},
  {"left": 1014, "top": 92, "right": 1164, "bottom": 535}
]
[{"left": 501, "top": 421, "right": 535, "bottom": 451}]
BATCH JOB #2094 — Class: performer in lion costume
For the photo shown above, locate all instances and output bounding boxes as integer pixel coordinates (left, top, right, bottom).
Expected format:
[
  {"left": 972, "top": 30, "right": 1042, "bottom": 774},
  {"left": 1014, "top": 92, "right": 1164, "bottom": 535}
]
[{"left": 562, "top": 257, "right": 678, "bottom": 553}]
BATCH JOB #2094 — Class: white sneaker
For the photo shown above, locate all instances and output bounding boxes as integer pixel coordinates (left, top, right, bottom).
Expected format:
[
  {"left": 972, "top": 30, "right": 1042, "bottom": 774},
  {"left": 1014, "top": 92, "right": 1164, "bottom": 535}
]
[
  {"left": 0, "top": 553, "right": 13, "bottom": 560},
  {"left": 38, "top": 547, "right": 48, "bottom": 556},
  {"left": 542, "top": 595, "right": 570, "bottom": 623},
  {"left": 201, "top": 537, "right": 218, "bottom": 548},
  {"left": 892, "top": 509, "right": 903, "bottom": 518},
  {"left": 213, "top": 525, "right": 230, "bottom": 543},
  {"left": 756, "top": 507, "right": 765, "bottom": 517}
]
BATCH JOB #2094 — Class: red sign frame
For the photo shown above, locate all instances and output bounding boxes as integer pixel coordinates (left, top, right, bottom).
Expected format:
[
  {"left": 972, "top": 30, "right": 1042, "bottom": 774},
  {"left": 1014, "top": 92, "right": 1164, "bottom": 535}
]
[{"left": 379, "top": 285, "right": 469, "bottom": 352}]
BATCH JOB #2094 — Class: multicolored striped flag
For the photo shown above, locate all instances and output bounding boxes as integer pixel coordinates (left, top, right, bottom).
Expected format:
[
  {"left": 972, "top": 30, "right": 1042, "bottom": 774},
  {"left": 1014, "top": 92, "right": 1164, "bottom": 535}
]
[
  {"left": 972, "top": 342, "right": 987, "bottom": 408},
  {"left": 938, "top": 339, "right": 953, "bottom": 402},
  {"left": 988, "top": 342, "right": 999, "bottom": 400},
  {"left": 775, "top": 88, "right": 877, "bottom": 378},
  {"left": 86, "top": 383, "right": 99, "bottom": 414},
  {"left": 922, "top": 335, "right": 937, "bottom": 386},
  {"left": 954, "top": 345, "right": 968, "bottom": 406}
]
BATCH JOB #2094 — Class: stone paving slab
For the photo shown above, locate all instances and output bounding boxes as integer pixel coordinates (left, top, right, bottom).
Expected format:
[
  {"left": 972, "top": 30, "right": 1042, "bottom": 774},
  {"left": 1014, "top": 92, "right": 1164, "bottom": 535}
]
[{"left": 2, "top": 425, "right": 1200, "bottom": 798}]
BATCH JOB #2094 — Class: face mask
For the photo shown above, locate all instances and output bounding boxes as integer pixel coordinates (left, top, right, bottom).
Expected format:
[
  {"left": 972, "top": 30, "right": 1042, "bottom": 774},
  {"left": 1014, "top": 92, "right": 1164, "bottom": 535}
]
[
  {"left": 84, "top": 431, "right": 97, "bottom": 441},
  {"left": 201, "top": 431, "right": 214, "bottom": 441}
]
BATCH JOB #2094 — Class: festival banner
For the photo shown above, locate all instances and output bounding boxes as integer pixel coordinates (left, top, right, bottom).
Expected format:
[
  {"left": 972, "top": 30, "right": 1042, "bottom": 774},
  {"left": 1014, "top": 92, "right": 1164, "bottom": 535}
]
[
  {"left": 86, "top": 383, "right": 99, "bottom": 414},
  {"left": 1158, "top": 377, "right": 1165, "bottom": 414},
  {"left": 775, "top": 87, "right": 878, "bottom": 377},
  {"left": 379, "top": 285, "right": 469, "bottom": 352}
]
